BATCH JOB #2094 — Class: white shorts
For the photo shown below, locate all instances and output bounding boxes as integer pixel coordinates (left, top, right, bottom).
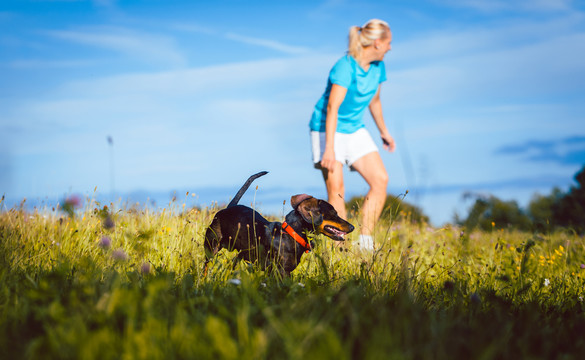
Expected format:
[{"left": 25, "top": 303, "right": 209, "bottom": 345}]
[{"left": 311, "top": 128, "right": 378, "bottom": 170}]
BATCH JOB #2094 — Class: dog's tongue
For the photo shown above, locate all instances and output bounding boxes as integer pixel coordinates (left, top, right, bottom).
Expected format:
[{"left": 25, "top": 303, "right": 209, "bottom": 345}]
[{"left": 326, "top": 226, "right": 346, "bottom": 237}]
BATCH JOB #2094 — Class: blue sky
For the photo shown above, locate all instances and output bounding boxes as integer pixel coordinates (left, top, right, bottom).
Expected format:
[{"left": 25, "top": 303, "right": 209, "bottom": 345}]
[{"left": 1, "top": 0, "right": 584, "bottom": 225}]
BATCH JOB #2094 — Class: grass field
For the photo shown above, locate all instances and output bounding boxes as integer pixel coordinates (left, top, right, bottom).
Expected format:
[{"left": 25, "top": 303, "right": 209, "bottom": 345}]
[{"left": 1, "top": 195, "right": 585, "bottom": 359}]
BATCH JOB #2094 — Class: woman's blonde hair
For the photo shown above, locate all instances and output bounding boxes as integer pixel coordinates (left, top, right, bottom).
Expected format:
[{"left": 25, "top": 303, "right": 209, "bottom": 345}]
[{"left": 348, "top": 19, "right": 390, "bottom": 59}]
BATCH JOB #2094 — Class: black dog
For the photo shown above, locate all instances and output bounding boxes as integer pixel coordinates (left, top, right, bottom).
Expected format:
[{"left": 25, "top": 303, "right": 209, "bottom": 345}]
[{"left": 204, "top": 171, "right": 354, "bottom": 275}]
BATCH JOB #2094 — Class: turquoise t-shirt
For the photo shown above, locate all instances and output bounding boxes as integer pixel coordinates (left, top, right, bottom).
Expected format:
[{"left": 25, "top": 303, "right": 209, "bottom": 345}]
[{"left": 309, "top": 55, "right": 387, "bottom": 134}]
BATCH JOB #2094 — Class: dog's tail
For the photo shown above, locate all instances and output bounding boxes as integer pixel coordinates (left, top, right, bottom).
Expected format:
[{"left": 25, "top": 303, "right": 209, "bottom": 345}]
[{"left": 227, "top": 171, "right": 268, "bottom": 208}]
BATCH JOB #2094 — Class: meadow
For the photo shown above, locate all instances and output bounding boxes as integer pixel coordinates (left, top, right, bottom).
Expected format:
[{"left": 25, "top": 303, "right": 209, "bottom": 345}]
[{"left": 1, "top": 194, "right": 585, "bottom": 359}]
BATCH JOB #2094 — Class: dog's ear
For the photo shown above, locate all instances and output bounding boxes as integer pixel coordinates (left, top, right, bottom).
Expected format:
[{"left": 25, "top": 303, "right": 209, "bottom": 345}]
[
  {"left": 290, "top": 194, "right": 313, "bottom": 209},
  {"left": 294, "top": 197, "right": 324, "bottom": 226}
]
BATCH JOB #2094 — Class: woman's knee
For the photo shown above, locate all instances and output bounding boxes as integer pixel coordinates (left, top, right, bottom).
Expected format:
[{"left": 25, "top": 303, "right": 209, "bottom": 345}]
[{"left": 371, "top": 170, "right": 388, "bottom": 191}]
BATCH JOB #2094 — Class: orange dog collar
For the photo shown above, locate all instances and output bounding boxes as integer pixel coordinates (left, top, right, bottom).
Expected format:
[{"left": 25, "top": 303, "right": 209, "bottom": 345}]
[{"left": 282, "top": 222, "right": 312, "bottom": 253}]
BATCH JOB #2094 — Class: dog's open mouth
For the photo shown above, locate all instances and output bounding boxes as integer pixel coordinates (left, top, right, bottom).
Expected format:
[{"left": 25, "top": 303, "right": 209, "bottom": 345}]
[{"left": 324, "top": 225, "right": 347, "bottom": 240}]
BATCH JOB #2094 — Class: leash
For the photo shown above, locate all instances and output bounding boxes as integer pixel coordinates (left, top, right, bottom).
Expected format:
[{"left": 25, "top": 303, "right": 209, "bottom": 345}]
[{"left": 281, "top": 222, "right": 312, "bottom": 253}]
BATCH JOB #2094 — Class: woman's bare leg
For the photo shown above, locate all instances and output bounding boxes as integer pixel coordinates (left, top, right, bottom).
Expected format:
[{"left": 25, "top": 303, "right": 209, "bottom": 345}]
[
  {"left": 351, "top": 152, "right": 388, "bottom": 237},
  {"left": 321, "top": 161, "right": 347, "bottom": 219}
]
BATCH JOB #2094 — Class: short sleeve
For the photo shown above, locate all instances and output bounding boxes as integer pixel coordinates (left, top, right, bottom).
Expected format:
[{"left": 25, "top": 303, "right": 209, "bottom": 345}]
[{"left": 329, "top": 56, "right": 353, "bottom": 88}]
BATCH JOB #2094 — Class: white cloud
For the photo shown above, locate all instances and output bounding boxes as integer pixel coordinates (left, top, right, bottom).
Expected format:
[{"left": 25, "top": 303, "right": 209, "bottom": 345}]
[
  {"left": 171, "top": 20, "right": 311, "bottom": 55},
  {"left": 224, "top": 33, "right": 309, "bottom": 55},
  {"left": 43, "top": 26, "right": 187, "bottom": 67},
  {"left": 170, "top": 22, "right": 216, "bottom": 35},
  {"left": 8, "top": 59, "right": 101, "bottom": 69}
]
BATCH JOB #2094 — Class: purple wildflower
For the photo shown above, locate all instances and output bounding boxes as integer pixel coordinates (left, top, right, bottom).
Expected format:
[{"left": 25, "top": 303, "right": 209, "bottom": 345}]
[
  {"left": 140, "top": 262, "right": 151, "bottom": 275},
  {"left": 103, "top": 216, "right": 115, "bottom": 230},
  {"left": 112, "top": 249, "right": 128, "bottom": 262},
  {"left": 98, "top": 236, "right": 112, "bottom": 249}
]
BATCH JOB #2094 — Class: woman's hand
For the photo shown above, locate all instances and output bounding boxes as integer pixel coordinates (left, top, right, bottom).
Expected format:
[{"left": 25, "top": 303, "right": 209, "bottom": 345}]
[
  {"left": 321, "top": 148, "right": 337, "bottom": 172},
  {"left": 381, "top": 132, "right": 396, "bottom": 152}
]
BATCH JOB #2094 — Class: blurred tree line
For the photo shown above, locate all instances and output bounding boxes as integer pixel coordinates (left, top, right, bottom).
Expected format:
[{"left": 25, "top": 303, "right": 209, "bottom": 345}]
[{"left": 456, "top": 165, "right": 585, "bottom": 234}]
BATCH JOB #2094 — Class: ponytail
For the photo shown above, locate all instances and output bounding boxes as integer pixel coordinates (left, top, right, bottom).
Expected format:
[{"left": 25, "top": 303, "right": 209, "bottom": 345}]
[{"left": 348, "top": 25, "right": 363, "bottom": 59}]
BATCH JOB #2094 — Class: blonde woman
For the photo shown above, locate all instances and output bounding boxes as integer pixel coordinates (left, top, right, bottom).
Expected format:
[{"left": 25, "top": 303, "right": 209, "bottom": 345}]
[{"left": 310, "top": 19, "right": 396, "bottom": 251}]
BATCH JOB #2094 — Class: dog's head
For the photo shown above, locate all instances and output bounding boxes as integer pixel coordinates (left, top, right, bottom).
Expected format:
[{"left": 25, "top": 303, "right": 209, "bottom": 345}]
[{"left": 290, "top": 194, "right": 355, "bottom": 241}]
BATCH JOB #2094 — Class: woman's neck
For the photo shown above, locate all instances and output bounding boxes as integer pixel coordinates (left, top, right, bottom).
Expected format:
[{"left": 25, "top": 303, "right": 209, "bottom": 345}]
[
  {"left": 355, "top": 51, "right": 378, "bottom": 71},
  {"left": 358, "top": 60, "right": 370, "bottom": 71}
]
